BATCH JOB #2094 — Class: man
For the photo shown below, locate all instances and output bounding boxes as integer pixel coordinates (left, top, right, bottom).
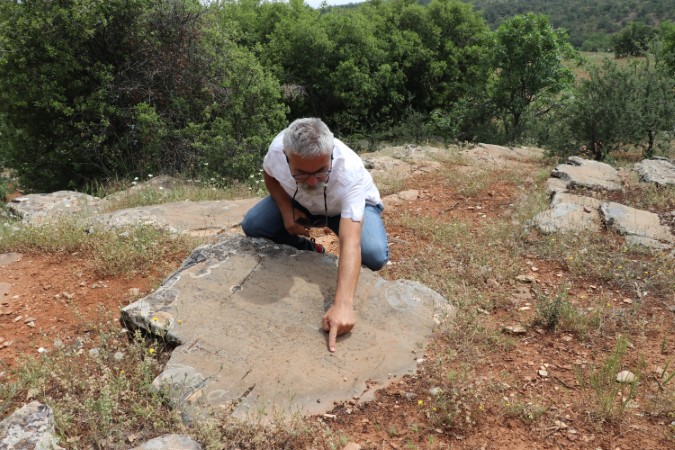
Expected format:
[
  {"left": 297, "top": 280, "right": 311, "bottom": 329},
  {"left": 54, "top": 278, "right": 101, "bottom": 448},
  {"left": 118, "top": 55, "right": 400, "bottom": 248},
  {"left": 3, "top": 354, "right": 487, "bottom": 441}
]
[{"left": 242, "top": 118, "right": 389, "bottom": 352}]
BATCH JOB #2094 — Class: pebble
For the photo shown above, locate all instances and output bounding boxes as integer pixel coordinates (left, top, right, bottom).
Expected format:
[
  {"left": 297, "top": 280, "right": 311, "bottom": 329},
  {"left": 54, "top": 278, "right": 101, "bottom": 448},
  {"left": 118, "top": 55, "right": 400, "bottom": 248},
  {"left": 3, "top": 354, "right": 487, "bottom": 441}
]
[
  {"left": 616, "top": 370, "right": 636, "bottom": 383},
  {"left": 515, "top": 275, "right": 535, "bottom": 283},
  {"left": 503, "top": 325, "right": 527, "bottom": 335},
  {"left": 538, "top": 369, "right": 549, "bottom": 378},
  {"left": 429, "top": 386, "right": 443, "bottom": 396},
  {"left": 128, "top": 288, "right": 141, "bottom": 296}
]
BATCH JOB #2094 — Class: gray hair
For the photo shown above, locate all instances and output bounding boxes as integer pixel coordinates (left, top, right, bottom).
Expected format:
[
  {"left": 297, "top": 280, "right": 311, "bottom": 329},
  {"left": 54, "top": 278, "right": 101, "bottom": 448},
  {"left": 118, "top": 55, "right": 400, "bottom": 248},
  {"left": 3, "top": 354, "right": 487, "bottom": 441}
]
[{"left": 283, "top": 118, "right": 334, "bottom": 158}]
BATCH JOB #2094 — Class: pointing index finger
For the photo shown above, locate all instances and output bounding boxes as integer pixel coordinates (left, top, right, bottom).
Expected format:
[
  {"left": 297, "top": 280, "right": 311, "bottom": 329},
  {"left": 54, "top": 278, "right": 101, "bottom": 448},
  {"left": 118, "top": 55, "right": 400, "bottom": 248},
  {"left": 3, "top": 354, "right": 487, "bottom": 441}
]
[{"left": 328, "top": 322, "right": 338, "bottom": 353}]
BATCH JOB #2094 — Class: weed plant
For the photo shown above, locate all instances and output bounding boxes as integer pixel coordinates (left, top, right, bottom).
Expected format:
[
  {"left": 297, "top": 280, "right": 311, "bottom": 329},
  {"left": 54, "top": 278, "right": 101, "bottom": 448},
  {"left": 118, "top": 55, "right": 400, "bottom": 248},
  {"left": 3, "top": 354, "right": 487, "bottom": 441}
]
[
  {"left": 0, "top": 324, "right": 182, "bottom": 447},
  {"left": 577, "top": 335, "right": 639, "bottom": 422}
]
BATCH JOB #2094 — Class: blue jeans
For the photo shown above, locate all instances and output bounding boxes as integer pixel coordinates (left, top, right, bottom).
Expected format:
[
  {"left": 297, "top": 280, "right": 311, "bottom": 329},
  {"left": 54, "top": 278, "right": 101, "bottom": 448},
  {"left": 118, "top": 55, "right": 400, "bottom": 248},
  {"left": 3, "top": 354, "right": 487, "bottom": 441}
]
[{"left": 241, "top": 196, "right": 389, "bottom": 271}]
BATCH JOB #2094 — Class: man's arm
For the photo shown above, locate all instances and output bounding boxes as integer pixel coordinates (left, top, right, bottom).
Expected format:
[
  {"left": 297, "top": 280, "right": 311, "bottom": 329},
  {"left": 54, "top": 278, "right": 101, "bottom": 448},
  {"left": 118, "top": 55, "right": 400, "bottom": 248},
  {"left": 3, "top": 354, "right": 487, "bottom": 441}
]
[
  {"left": 322, "top": 217, "right": 362, "bottom": 352},
  {"left": 263, "top": 171, "right": 309, "bottom": 237}
]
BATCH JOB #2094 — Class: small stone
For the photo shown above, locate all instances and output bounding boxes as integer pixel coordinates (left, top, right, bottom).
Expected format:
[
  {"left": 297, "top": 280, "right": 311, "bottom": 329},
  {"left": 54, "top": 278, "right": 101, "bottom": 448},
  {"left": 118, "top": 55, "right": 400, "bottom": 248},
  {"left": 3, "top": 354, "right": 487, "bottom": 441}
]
[
  {"left": 622, "top": 298, "right": 633, "bottom": 304},
  {"left": 128, "top": 288, "right": 141, "bottom": 296},
  {"left": 13, "top": 315, "right": 23, "bottom": 322},
  {"left": 37, "top": 347, "right": 47, "bottom": 354},
  {"left": 24, "top": 317, "right": 36, "bottom": 324},
  {"left": 531, "top": 266, "right": 539, "bottom": 272},
  {"left": 62, "top": 292, "right": 74, "bottom": 300},
  {"left": 341, "top": 442, "right": 361, "bottom": 450},
  {"left": 429, "top": 386, "right": 443, "bottom": 396},
  {"left": 26, "top": 321, "right": 35, "bottom": 328},
  {"left": 515, "top": 275, "right": 535, "bottom": 283},
  {"left": 503, "top": 325, "right": 527, "bottom": 335},
  {"left": 616, "top": 370, "right": 636, "bottom": 383},
  {"left": 538, "top": 369, "right": 549, "bottom": 378}
]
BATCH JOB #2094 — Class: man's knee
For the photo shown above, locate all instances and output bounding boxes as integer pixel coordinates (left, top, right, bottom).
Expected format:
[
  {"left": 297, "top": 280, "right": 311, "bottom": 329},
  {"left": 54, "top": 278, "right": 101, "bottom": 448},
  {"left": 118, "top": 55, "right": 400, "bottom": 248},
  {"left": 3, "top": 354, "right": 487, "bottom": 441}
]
[
  {"left": 362, "top": 245, "right": 389, "bottom": 271},
  {"left": 241, "top": 212, "right": 258, "bottom": 237}
]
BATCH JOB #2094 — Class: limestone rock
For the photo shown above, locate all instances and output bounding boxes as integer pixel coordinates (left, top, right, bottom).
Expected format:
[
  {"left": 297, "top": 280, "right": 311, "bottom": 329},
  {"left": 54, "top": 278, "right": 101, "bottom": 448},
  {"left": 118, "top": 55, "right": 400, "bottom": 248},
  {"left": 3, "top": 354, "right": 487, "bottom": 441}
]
[
  {"left": 546, "top": 177, "right": 568, "bottom": 194},
  {"left": 130, "top": 434, "right": 202, "bottom": 450},
  {"left": 616, "top": 370, "right": 637, "bottom": 383},
  {"left": 0, "top": 401, "right": 64, "bottom": 450},
  {"left": 121, "top": 235, "right": 452, "bottom": 422},
  {"left": 531, "top": 193, "right": 603, "bottom": 233},
  {"left": 97, "top": 199, "right": 260, "bottom": 237},
  {"left": 633, "top": 158, "right": 675, "bottom": 187},
  {"left": 551, "top": 156, "right": 622, "bottom": 191},
  {"left": 462, "top": 143, "right": 545, "bottom": 167},
  {"left": 601, "top": 202, "right": 674, "bottom": 244},
  {"left": 8, "top": 191, "right": 103, "bottom": 224}
]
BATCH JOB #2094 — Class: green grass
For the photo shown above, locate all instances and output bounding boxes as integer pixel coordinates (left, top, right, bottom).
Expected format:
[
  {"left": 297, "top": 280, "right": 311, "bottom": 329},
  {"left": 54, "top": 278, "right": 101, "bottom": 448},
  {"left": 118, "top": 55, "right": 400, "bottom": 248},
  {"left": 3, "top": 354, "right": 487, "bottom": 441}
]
[
  {"left": 0, "top": 216, "right": 197, "bottom": 277},
  {"left": 98, "top": 176, "right": 266, "bottom": 212}
]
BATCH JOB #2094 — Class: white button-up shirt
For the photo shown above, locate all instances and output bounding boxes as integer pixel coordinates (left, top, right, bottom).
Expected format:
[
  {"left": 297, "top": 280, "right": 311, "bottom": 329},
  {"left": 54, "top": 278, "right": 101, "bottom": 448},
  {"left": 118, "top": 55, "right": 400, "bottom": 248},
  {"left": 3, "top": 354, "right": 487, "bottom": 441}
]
[{"left": 263, "top": 130, "right": 382, "bottom": 222}]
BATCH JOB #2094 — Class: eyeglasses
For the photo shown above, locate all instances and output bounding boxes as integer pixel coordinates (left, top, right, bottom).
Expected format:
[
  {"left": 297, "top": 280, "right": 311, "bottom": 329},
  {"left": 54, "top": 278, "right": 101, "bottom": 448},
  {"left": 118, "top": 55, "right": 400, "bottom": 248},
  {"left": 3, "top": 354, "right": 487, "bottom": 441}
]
[
  {"left": 287, "top": 153, "right": 333, "bottom": 181},
  {"left": 292, "top": 186, "right": 328, "bottom": 229}
]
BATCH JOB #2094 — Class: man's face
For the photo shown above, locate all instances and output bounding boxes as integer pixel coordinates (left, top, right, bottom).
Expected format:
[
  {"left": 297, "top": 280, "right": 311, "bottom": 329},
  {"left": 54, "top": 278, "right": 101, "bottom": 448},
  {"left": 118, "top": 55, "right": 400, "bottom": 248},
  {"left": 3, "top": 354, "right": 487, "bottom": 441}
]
[{"left": 286, "top": 153, "right": 332, "bottom": 193}]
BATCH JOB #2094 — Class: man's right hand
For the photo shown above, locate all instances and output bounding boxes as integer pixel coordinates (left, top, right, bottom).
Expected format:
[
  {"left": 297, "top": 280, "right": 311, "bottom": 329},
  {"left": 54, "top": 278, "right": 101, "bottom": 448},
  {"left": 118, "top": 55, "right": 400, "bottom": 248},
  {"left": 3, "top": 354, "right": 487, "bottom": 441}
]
[{"left": 283, "top": 209, "right": 310, "bottom": 237}]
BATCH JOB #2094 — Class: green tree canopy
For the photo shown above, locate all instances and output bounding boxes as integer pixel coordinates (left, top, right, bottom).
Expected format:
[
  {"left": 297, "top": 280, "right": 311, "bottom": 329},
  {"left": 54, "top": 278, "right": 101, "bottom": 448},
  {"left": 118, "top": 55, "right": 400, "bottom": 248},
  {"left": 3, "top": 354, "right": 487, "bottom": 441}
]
[{"left": 489, "top": 13, "right": 576, "bottom": 140}]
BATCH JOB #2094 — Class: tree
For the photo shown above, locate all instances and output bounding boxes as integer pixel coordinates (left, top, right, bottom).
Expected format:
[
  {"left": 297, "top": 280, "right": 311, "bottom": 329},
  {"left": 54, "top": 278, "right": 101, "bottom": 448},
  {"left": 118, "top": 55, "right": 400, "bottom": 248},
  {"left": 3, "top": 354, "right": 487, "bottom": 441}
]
[
  {"left": 0, "top": 0, "right": 286, "bottom": 191},
  {"left": 489, "top": 13, "right": 576, "bottom": 141},
  {"left": 566, "top": 60, "right": 637, "bottom": 160},
  {"left": 612, "top": 21, "right": 657, "bottom": 58}
]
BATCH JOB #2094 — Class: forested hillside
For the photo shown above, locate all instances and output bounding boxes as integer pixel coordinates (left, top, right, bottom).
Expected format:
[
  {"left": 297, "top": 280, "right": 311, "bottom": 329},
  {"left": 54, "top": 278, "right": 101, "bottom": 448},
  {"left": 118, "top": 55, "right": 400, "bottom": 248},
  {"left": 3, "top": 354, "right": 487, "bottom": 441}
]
[
  {"left": 457, "top": 0, "right": 674, "bottom": 49},
  {"left": 0, "top": 0, "right": 672, "bottom": 192}
]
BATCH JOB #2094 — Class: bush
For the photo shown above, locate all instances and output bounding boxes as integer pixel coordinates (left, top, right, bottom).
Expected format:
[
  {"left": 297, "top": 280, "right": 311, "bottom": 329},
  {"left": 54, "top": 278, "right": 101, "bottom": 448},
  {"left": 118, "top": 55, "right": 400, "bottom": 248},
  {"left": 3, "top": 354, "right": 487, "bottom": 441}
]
[{"left": 0, "top": 0, "right": 286, "bottom": 191}]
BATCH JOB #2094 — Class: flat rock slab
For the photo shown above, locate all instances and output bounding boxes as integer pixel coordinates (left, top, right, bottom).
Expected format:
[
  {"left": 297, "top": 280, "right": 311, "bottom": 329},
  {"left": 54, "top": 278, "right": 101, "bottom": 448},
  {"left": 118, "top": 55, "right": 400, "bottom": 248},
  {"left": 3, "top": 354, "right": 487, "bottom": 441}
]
[
  {"left": 552, "top": 156, "right": 622, "bottom": 191},
  {"left": 0, "top": 252, "right": 21, "bottom": 266},
  {"left": 8, "top": 191, "right": 104, "bottom": 224},
  {"left": 0, "top": 401, "right": 64, "bottom": 450},
  {"left": 601, "top": 202, "right": 674, "bottom": 244},
  {"left": 98, "top": 199, "right": 260, "bottom": 236},
  {"left": 131, "top": 434, "right": 202, "bottom": 450},
  {"left": 122, "top": 235, "right": 451, "bottom": 422},
  {"left": 633, "top": 158, "right": 675, "bottom": 186},
  {"left": 532, "top": 193, "right": 603, "bottom": 233},
  {"left": 462, "top": 143, "right": 545, "bottom": 167}
]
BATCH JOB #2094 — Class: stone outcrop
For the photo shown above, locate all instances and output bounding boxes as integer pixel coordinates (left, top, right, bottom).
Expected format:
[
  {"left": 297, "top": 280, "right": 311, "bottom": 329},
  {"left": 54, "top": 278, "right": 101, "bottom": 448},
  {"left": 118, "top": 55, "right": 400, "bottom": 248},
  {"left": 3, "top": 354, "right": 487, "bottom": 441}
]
[
  {"left": 552, "top": 156, "right": 622, "bottom": 191},
  {"left": 633, "top": 158, "right": 675, "bottom": 187},
  {"left": 122, "top": 235, "right": 451, "bottom": 422},
  {"left": 131, "top": 434, "right": 202, "bottom": 450},
  {"left": 98, "top": 199, "right": 260, "bottom": 237},
  {"left": 7, "top": 191, "right": 104, "bottom": 224},
  {"left": 461, "top": 143, "right": 545, "bottom": 167},
  {"left": 601, "top": 202, "right": 674, "bottom": 248},
  {"left": 0, "top": 401, "right": 64, "bottom": 450},
  {"left": 531, "top": 193, "right": 603, "bottom": 233}
]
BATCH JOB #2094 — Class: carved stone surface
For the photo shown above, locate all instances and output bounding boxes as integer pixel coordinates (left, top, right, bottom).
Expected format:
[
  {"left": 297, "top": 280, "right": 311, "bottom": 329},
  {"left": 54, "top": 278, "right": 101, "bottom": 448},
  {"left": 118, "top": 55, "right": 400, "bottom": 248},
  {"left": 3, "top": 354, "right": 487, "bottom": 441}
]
[{"left": 122, "top": 235, "right": 452, "bottom": 422}]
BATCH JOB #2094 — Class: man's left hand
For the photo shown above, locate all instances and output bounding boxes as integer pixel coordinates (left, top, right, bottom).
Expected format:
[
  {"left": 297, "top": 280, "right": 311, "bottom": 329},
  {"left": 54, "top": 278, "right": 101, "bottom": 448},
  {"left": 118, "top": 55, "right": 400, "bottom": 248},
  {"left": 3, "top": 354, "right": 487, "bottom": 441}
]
[{"left": 322, "top": 302, "right": 355, "bottom": 352}]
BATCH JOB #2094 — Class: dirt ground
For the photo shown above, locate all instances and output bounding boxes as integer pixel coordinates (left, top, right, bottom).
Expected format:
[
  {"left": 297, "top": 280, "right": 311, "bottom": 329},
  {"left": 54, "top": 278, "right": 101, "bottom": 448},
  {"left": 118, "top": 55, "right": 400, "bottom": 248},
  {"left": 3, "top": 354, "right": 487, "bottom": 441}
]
[{"left": 0, "top": 162, "right": 673, "bottom": 449}]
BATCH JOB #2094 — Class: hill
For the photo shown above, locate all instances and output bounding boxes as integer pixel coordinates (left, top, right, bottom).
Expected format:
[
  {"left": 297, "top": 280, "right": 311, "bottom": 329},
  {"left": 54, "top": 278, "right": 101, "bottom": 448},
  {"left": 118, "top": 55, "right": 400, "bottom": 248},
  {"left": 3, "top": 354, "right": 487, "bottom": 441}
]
[{"left": 456, "top": 0, "right": 674, "bottom": 49}]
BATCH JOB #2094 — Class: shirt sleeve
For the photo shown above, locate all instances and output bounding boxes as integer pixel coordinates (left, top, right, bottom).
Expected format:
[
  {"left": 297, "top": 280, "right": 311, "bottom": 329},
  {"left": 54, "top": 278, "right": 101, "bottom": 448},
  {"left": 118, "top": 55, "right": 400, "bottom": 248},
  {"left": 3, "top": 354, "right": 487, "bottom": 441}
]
[{"left": 341, "top": 174, "right": 367, "bottom": 222}]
